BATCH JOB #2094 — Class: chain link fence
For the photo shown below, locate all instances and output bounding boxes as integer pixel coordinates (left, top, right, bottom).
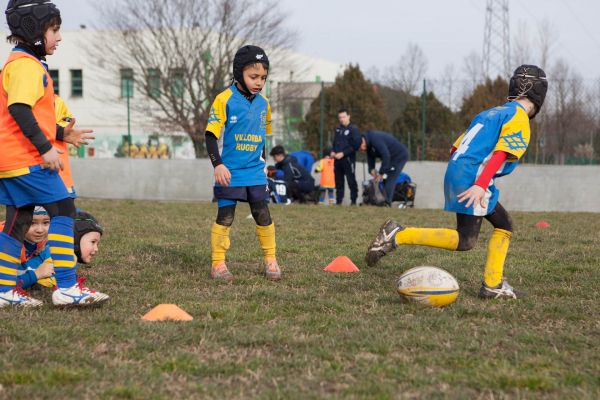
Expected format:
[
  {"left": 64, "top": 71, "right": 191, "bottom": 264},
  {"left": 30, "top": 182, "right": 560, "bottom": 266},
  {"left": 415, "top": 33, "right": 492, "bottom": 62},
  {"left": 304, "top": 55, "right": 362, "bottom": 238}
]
[{"left": 272, "top": 77, "right": 600, "bottom": 165}]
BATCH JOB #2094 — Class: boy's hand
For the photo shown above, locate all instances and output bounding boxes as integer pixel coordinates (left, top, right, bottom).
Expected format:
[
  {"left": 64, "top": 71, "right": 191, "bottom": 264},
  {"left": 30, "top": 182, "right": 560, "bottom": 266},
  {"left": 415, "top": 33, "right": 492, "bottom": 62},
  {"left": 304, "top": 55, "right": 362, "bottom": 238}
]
[
  {"left": 34, "top": 262, "right": 55, "bottom": 280},
  {"left": 457, "top": 185, "right": 487, "bottom": 209},
  {"left": 334, "top": 152, "right": 344, "bottom": 160},
  {"left": 42, "top": 146, "right": 64, "bottom": 171},
  {"left": 63, "top": 118, "right": 95, "bottom": 148},
  {"left": 214, "top": 164, "right": 231, "bottom": 186}
]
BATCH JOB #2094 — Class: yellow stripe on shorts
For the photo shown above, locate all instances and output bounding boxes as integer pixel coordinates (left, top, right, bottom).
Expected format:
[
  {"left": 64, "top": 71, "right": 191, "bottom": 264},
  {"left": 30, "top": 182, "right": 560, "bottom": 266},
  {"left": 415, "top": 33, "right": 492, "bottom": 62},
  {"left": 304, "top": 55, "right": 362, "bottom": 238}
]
[{"left": 0, "top": 167, "right": 31, "bottom": 178}]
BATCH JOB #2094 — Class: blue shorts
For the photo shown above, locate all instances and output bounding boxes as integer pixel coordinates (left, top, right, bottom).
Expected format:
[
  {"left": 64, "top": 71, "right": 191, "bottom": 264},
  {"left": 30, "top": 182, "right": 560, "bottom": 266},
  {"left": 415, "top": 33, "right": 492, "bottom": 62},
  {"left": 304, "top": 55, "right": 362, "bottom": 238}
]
[
  {"left": 214, "top": 184, "right": 269, "bottom": 208},
  {"left": 0, "top": 168, "right": 71, "bottom": 208}
]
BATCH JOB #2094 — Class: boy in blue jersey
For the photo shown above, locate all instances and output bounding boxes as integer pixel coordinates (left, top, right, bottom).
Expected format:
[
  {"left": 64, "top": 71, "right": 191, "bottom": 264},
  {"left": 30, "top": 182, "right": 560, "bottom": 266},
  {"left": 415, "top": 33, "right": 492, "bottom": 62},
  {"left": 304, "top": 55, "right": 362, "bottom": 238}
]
[
  {"left": 205, "top": 45, "right": 280, "bottom": 282},
  {"left": 366, "top": 65, "right": 548, "bottom": 299}
]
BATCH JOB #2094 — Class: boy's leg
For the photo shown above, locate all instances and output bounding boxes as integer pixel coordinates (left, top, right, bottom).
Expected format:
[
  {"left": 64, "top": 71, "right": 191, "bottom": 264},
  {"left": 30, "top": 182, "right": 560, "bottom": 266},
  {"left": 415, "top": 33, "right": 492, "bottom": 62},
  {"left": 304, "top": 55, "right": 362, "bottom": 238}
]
[
  {"left": 44, "top": 198, "right": 109, "bottom": 305},
  {"left": 328, "top": 189, "right": 335, "bottom": 205},
  {"left": 211, "top": 202, "right": 235, "bottom": 281},
  {"left": 479, "top": 203, "right": 523, "bottom": 299},
  {"left": 319, "top": 189, "right": 326, "bottom": 204},
  {"left": 366, "top": 214, "right": 483, "bottom": 267},
  {"left": 250, "top": 201, "right": 280, "bottom": 281},
  {"left": 345, "top": 160, "right": 358, "bottom": 205},
  {"left": 0, "top": 205, "right": 42, "bottom": 307},
  {"left": 334, "top": 161, "right": 345, "bottom": 205}
]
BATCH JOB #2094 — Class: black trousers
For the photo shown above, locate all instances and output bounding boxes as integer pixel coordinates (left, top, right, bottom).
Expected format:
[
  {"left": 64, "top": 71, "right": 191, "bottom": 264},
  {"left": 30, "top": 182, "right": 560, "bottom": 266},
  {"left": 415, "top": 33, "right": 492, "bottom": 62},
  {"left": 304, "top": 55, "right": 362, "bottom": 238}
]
[{"left": 334, "top": 158, "right": 358, "bottom": 205}]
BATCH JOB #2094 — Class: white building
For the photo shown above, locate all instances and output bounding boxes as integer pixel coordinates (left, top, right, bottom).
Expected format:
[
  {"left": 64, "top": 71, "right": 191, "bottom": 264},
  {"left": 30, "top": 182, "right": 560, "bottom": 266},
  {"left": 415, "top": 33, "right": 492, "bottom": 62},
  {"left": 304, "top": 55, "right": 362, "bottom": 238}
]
[{"left": 0, "top": 28, "right": 344, "bottom": 158}]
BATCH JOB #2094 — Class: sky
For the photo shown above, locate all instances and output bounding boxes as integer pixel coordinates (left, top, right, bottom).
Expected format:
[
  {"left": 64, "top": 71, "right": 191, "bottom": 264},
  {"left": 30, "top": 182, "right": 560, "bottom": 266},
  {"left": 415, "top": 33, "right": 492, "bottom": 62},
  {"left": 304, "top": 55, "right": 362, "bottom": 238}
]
[{"left": 2, "top": 0, "right": 599, "bottom": 81}]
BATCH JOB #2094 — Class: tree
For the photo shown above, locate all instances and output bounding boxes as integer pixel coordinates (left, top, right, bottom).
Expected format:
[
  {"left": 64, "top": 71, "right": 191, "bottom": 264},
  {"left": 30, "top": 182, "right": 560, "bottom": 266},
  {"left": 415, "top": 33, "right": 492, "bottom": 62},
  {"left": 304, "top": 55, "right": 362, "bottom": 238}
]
[
  {"left": 300, "top": 65, "right": 389, "bottom": 152},
  {"left": 458, "top": 76, "right": 508, "bottom": 126},
  {"left": 393, "top": 92, "right": 462, "bottom": 161},
  {"left": 384, "top": 43, "right": 428, "bottom": 95},
  {"left": 91, "top": 0, "right": 295, "bottom": 158}
]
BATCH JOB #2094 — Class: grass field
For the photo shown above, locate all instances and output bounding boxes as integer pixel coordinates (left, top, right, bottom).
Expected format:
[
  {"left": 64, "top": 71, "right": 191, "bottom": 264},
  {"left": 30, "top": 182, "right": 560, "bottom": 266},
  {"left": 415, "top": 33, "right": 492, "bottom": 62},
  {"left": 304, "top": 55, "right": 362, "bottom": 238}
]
[{"left": 1, "top": 200, "right": 599, "bottom": 399}]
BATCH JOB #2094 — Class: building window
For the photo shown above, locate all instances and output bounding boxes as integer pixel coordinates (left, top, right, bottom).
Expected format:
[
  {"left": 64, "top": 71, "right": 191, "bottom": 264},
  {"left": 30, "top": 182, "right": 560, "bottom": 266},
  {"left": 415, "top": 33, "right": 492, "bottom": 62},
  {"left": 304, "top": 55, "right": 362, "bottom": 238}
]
[
  {"left": 70, "top": 69, "right": 83, "bottom": 97},
  {"left": 169, "top": 69, "right": 184, "bottom": 98},
  {"left": 121, "top": 68, "right": 134, "bottom": 98},
  {"left": 49, "top": 69, "right": 59, "bottom": 95},
  {"left": 147, "top": 68, "right": 161, "bottom": 98}
]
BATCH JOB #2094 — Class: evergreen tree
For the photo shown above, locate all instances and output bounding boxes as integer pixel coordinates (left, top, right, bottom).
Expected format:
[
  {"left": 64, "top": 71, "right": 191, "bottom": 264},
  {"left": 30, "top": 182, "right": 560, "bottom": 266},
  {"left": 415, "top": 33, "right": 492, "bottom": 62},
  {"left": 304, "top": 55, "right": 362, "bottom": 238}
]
[
  {"left": 300, "top": 65, "right": 389, "bottom": 152},
  {"left": 459, "top": 76, "right": 509, "bottom": 126}
]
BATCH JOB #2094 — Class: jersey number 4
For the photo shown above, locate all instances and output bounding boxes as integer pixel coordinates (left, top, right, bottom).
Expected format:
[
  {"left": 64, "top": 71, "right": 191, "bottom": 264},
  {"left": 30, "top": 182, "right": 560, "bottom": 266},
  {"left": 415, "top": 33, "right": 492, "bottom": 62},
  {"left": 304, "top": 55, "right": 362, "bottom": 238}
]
[{"left": 452, "top": 123, "right": 484, "bottom": 161}]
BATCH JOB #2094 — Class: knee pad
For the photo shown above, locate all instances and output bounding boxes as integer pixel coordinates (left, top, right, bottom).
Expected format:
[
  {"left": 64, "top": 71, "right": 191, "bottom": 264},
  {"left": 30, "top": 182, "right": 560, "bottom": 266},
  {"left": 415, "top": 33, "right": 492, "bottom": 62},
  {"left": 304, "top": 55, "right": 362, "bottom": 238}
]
[
  {"left": 250, "top": 201, "right": 272, "bottom": 226},
  {"left": 42, "top": 198, "right": 76, "bottom": 218},
  {"left": 456, "top": 234, "right": 478, "bottom": 251},
  {"left": 216, "top": 205, "right": 236, "bottom": 227}
]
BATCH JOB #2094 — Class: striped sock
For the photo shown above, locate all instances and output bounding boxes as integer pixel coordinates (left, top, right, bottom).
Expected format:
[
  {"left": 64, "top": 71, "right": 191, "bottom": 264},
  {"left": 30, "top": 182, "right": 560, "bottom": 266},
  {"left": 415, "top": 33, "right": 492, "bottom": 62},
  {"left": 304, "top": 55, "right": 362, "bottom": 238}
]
[
  {"left": 48, "top": 216, "right": 77, "bottom": 289},
  {"left": 0, "top": 232, "right": 21, "bottom": 293}
]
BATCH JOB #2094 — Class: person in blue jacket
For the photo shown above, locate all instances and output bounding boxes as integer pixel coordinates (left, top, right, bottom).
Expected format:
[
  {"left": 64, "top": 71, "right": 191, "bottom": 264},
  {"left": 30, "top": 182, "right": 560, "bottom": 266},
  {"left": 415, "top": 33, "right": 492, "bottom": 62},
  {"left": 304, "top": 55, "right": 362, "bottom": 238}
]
[
  {"left": 289, "top": 150, "right": 315, "bottom": 173},
  {"left": 270, "top": 145, "right": 315, "bottom": 203},
  {"left": 359, "top": 130, "right": 409, "bottom": 206},
  {"left": 331, "top": 108, "right": 361, "bottom": 205}
]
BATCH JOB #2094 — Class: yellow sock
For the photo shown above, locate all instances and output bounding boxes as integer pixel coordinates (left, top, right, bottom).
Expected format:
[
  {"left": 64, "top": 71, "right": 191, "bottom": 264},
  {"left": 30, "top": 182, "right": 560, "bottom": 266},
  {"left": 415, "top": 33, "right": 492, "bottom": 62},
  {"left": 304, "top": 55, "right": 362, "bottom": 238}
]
[
  {"left": 211, "top": 223, "right": 231, "bottom": 267},
  {"left": 395, "top": 228, "right": 459, "bottom": 251},
  {"left": 255, "top": 223, "right": 276, "bottom": 262},
  {"left": 484, "top": 228, "right": 512, "bottom": 287}
]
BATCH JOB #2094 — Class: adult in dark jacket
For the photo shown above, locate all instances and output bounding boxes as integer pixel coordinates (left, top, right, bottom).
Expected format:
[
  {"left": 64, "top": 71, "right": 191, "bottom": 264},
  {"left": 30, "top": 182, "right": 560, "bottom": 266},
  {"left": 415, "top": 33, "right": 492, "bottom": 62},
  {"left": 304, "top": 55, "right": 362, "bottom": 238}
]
[
  {"left": 331, "top": 108, "right": 361, "bottom": 205},
  {"left": 270, "top": 145, "right": 315, "bottom": 203},
  {"left": 359, "top": 130, "right": 409, "bottom": 205}
]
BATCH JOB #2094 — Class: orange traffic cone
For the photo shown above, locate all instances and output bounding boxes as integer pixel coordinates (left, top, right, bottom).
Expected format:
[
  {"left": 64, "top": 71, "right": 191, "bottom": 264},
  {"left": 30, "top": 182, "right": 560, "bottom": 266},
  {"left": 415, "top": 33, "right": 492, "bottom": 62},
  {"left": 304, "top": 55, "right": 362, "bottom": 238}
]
[
  {"left": 535, "top": 220, "right": 550, "bottom": 229},
  {"left": 324, "top": 256, "right": 360, "bottom": 272},
  {"left": 142, "top": 304, "right": 193, "bottom": 321}
]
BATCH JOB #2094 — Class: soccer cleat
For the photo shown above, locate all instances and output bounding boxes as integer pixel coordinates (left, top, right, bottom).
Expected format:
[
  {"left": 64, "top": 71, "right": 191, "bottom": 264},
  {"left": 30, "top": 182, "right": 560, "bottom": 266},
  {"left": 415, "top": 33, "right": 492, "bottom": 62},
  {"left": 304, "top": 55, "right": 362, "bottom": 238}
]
[
  {"left": 0, "top": 282, "right": 43, "bottom": 308},
  {"left": 52, "top": 277, "right": 110, "bottom": 306},
  {"left": 478, "top": 279, "right": 526, "bottom": 300},
  {"left": 264, "top": 258, "right": 282, "bottom": 281},
  {"left": 365, "top": 219, "right": 404, "bottom": 267},
  {"left": 211, "top": 262, "right": 234, "bottom": 282}
]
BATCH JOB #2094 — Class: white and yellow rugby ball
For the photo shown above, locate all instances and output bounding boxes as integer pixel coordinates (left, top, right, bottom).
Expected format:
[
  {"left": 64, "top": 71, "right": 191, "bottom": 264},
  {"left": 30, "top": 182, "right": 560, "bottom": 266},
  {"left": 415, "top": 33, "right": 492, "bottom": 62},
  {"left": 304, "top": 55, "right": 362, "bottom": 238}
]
[{"left": 396, "top": 266, "right": 459, "bottom": 307}]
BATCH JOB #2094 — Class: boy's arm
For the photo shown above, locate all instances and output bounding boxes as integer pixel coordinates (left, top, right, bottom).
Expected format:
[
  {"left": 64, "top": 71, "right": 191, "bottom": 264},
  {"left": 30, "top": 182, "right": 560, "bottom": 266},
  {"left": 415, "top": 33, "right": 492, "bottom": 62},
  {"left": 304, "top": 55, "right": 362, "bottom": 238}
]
[
  {"left": 18, "top": 269, "right": 38, "bottom": 289},
  {"left": 8, "top": 104, "right": 52, "bottom": 155},
  {"left": 205, "top": 132, "right": 222, "bottom": 167},
  {"left": 474, "top": 151, "right": 508, "bottom": 190}
]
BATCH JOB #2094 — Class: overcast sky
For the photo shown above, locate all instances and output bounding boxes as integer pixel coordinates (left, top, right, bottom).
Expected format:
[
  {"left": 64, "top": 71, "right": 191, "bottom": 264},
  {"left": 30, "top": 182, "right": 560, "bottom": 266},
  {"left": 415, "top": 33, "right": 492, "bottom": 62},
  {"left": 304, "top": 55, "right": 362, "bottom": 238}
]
[{"left": 3, "top": 0, "right": 599, "bottom": 81}]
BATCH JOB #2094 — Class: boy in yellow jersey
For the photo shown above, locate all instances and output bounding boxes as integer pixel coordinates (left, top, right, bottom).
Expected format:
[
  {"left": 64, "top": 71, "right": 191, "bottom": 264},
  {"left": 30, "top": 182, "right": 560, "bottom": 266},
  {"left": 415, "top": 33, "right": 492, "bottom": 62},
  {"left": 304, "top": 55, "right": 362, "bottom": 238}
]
[
  {"left": 366, "top": 65, "right": 548, "bottom": 299},
  {"left": 205, "top": 45, "right": 280, "bottom": 282},
  {"left": 0, "top": 0, "right": 108, "bottom": 307}
]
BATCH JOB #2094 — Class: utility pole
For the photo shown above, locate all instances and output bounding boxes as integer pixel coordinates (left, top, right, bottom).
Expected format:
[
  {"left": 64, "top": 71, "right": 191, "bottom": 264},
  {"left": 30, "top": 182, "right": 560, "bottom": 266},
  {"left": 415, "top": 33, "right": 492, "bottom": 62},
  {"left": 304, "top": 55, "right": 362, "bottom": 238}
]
[{"left": 482, "top": 0, "right": 511, "bottom": 78}]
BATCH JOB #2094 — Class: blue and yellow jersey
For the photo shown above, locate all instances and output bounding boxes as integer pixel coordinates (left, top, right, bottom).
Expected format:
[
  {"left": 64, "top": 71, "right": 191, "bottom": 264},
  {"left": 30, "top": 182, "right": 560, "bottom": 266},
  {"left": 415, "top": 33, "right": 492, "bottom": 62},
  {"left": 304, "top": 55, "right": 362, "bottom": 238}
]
[
  {"left": 0, "top": 48, "right": 56, "bottom": 174},
  {"left": 444, "top": 101, "right": 530, "bottom": 216},
  {"left": 206, "top": 85, "right": 272, "bottom": 187},
  {"left": 17, "top": 241, "right": 55, "bottom": 288}
]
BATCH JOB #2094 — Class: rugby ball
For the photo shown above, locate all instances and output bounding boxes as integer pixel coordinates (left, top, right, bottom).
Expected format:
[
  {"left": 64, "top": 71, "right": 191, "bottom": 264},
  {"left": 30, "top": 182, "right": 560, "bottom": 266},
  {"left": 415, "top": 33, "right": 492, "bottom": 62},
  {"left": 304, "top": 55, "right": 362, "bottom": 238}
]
[{"left": 396, "top": 266, "right": 459, "bottom": 307}]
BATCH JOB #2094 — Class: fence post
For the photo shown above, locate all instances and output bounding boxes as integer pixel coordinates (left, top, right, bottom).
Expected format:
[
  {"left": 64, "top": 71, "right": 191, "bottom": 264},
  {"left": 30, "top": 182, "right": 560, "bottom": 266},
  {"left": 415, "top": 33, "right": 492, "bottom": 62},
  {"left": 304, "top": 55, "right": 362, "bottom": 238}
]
[
  {"left": 319, "top": 81, "right": 325, "bottom": 158},
  {"left": 421, "top": 79, "right": 427, "bottom": 161}
]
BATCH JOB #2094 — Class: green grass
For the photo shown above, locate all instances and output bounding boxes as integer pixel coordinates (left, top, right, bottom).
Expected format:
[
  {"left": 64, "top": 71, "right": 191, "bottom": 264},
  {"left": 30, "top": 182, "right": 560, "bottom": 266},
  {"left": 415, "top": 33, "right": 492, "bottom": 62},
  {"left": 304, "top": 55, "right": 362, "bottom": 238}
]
[{"left": 1, "top": 200, "right": 599, "bottom": 399}]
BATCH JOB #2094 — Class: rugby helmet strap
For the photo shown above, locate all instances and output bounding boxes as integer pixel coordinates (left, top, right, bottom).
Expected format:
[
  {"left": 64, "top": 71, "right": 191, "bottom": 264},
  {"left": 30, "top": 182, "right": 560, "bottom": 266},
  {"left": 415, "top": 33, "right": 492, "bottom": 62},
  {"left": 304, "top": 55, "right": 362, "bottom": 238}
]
[
  {"left": 508, "top": 64, "right": 548, "bottom": 119},
  {"left": 5, "top": 0, "right": 61, "bottom": 58},
  {"left": 232, "top": 45, "right": 269, "bottom": 95}
]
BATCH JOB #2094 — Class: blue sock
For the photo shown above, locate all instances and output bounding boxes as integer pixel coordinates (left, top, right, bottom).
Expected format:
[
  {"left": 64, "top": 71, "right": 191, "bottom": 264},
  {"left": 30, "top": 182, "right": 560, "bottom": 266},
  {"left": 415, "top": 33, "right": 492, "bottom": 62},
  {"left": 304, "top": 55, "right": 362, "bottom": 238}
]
[
  {"left": 0, "top": 232, "right": 22, "bottom": 293},
  {"left": 48, "top": 216, "right": 77, "bottom": 289}
]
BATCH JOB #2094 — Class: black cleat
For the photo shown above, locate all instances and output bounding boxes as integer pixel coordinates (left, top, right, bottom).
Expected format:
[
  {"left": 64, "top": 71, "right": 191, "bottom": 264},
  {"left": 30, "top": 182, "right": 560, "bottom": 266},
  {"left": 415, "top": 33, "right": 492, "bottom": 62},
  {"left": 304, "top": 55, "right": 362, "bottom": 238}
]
[{"left": 365, "top": 219, "right": 404, "bottom": 267}]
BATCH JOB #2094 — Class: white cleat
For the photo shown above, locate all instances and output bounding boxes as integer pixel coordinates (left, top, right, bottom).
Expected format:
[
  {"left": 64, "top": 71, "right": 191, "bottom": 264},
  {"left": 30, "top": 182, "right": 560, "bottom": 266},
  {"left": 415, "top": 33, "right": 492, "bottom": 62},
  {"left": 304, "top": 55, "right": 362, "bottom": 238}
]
[
  {"left": 52, "top": 277, "right": 110, "bottom": 306},
  {"left": 0, "top": 283, "right": 43, "bottom": 308}
]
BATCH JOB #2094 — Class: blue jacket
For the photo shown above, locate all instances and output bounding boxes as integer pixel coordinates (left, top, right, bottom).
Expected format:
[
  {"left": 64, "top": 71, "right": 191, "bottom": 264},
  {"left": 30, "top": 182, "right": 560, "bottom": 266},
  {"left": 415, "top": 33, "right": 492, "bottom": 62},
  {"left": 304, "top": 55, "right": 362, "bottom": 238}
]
[
  {"left": 332, "top": 123, "right": 361, "bottom": 161},
  {"left": 290, "top": 150, "right": 315, "bottom": 172},
  {"left": 275, "top": 155, "right": 315, "bottom": 188},
  {"left": 364, "top": 130, "right": 409, "bottom": 174}
]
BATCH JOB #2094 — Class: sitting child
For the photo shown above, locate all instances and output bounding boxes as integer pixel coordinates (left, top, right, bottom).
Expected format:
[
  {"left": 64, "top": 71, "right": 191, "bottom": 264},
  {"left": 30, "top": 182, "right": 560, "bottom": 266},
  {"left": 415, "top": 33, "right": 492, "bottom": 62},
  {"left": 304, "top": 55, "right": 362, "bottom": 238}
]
[{"left": 1, "top": 208, "right": 104, "bottom": 289}]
